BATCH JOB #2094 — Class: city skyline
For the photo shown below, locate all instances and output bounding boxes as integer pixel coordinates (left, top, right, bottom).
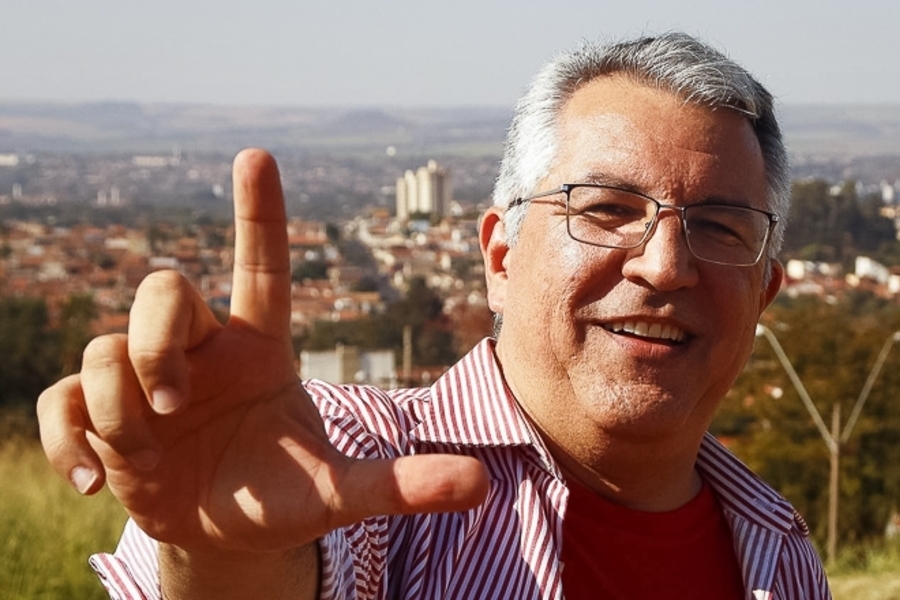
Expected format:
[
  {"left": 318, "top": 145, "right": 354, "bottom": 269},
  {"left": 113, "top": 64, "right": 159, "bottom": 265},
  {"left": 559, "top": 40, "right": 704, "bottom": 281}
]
[{"left": 4, "top": 1, "right": 900, "bottom": 108}]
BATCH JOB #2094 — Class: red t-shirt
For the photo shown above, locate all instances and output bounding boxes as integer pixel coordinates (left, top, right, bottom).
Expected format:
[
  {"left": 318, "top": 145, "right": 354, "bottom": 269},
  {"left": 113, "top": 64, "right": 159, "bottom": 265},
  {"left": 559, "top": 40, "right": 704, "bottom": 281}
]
[{"left": 562, "top": 478, "right": 745, "bottom": 599}]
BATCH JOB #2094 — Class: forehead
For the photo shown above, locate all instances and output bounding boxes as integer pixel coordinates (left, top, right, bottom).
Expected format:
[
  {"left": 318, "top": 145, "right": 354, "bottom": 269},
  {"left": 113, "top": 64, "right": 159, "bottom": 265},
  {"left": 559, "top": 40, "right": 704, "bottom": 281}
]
[{"left": 550, "top": 75, "right": 767, "bottom": 206}]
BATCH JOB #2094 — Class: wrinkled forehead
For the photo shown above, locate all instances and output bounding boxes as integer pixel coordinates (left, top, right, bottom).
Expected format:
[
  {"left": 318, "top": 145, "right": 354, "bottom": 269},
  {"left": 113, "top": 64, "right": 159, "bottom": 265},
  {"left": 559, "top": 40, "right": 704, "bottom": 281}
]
[{"left": 546, "top": 75, "right": 767, "bottom": 204}]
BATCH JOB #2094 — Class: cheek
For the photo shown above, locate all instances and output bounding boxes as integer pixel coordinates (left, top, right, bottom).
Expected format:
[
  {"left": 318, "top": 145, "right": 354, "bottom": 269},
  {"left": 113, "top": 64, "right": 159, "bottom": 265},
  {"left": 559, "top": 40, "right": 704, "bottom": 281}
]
[
  {"left": 561, "top": 243, "right": 623, "bottom": 310},
  {"left": 548, "top": 242, "right": 599, "bottom": 310},
  {"left": 715, "top": 278, "right": 767, "bottom": 361},
  {"left": 558, "top": 239, "right": 583, "bottom": 268},
  {"left": 514, "top": 215, "right": 616, "bottom": 324},
  {"left": 523, "top": 222, "right": 583, "bottom": 296}
]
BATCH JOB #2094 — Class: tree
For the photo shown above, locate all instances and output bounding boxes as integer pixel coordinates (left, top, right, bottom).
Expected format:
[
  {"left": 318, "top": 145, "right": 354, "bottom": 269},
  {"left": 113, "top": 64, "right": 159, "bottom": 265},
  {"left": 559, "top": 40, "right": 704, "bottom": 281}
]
[
  {"left": 58, "top": 294, "right": 98, "bottom": 376},
  {"left": 300, "top": 277, "right": 458, "bottom": 369},
  {"left": 0, "top": 297, "right": 60, "bottom": 410},
  {"left": 784, "top": 179, "right": 900, "bottom": 268},
  {"left": 291, "top": 260, "right": 329, "bottom": 282},
  {"left": 384, "top": 277, "right": 456, "bottom": 367},
  {"left": 716, "top": 293, "right": 900, "bottom": 549}
]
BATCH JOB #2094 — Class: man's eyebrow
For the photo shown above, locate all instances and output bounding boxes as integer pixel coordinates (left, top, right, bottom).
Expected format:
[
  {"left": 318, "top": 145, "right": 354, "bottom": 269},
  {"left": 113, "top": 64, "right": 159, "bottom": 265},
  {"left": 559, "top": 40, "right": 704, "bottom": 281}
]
[
  {"left": 578, "top": 172, "right": 757, "bottom": 208},
  {"left": 578, "top": 172, "right": 645, "bottom": 193}
]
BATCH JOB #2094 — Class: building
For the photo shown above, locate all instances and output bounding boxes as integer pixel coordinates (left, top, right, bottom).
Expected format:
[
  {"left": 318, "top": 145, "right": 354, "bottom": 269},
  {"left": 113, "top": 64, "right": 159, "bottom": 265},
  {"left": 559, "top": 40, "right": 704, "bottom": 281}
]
[
  {"left": 396, "top": 160, "right": 451, "bottom": 221},
  {"left": 299, "top": 344, "right": 397, "bottom": 387}
]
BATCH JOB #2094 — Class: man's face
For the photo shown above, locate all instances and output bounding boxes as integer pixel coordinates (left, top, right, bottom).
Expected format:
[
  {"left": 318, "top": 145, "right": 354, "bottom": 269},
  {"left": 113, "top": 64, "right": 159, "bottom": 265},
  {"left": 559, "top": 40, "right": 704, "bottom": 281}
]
[{"left": 484, "top": 75, "right": 783, "bottom": 444}]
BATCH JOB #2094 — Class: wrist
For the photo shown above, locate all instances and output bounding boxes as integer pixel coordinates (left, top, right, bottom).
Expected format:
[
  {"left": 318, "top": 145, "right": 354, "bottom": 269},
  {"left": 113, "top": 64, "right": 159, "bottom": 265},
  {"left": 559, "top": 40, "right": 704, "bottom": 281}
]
[{"left": 159, "top": 542, "right": 319, "bottom": 600}]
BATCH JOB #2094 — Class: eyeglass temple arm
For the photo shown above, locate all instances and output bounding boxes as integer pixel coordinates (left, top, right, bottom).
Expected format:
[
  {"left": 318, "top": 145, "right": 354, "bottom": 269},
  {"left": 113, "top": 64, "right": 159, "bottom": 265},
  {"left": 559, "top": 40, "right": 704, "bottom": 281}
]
[{"left": 507, "top": 186, "right": 568, "bottom": 210}]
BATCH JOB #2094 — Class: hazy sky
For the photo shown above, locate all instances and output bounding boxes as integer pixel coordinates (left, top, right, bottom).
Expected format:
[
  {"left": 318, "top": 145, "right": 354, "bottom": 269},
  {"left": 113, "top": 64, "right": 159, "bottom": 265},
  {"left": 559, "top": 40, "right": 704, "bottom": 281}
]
[{"left": 5, "top": 0, "right": 898, "bottom": 108}]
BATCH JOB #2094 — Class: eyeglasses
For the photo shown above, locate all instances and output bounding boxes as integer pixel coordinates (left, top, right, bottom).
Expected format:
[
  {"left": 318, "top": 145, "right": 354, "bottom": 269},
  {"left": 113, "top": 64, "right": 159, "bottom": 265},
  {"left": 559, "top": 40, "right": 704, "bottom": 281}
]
[{"left": 508, "top": 183, "right": 779, "bottom": 267}]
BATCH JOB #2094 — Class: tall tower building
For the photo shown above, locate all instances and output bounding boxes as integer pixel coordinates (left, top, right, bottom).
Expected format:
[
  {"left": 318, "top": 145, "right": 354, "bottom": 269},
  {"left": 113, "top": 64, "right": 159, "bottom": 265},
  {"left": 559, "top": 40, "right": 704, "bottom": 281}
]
[{"left": 396, "top": 160, "right": 450, "bottom": 221}]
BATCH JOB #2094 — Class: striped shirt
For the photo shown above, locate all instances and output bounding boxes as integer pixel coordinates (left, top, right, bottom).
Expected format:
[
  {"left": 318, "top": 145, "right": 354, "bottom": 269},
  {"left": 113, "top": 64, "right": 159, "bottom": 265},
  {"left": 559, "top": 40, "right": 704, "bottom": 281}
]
[{"left": 91, "top": 338, "right": 832, "bottom": 599}]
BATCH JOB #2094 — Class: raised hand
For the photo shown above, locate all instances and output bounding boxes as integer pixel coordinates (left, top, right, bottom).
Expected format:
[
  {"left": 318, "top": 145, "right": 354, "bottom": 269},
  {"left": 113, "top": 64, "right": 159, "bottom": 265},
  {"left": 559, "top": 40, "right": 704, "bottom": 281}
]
[{"left": 37, "top": 149, "right": 488, "bottom": 579}]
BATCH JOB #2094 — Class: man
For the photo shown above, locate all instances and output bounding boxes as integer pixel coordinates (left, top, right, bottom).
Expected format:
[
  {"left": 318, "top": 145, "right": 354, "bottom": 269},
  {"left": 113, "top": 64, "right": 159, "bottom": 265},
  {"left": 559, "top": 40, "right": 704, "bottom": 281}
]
[{"left": 38, "top": 32, "right": 831, "bottom": 599}]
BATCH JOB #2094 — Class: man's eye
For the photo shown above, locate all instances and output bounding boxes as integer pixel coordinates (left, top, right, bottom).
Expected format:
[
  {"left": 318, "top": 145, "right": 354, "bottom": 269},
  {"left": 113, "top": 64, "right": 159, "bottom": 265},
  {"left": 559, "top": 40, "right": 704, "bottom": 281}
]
[
  {"left": 690, "top": 217, "right": 754, "bottom": 247},
  {"left": 573, "top": 202, "right": 645, "bottom": 225}
]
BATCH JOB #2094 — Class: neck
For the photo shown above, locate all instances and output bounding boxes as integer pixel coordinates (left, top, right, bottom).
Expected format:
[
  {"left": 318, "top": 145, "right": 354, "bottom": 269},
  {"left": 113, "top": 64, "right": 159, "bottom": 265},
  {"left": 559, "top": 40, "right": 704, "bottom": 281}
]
[{"left": 520, "top": 400, "right": 703, "bottom": 512}]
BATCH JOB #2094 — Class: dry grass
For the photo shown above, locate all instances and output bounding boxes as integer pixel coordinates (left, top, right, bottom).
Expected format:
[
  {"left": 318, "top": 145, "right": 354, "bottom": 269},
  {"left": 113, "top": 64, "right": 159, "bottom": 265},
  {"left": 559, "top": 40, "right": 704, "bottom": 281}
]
[
  {"left": 829, "top": 540, "right": 900, "bottom": 600},
  {"left": 0, "top": 437, "right": 127, "bottom": 599},
  {"left": 830, "top": 573, "right": 900, "bottom": 600}
]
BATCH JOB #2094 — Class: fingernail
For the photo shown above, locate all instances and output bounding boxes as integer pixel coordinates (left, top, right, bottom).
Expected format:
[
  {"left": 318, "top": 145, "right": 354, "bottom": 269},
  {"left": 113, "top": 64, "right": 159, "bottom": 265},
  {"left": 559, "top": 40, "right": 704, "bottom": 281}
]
[
  {"left": 151, "top": 387, "right": 183, "bottom": 414},
  {"left": 71, "top": 466, "right": 98, "bottom": 495},
  {"left": 126, "top": 449, "right": 160, "bottom": 471}
]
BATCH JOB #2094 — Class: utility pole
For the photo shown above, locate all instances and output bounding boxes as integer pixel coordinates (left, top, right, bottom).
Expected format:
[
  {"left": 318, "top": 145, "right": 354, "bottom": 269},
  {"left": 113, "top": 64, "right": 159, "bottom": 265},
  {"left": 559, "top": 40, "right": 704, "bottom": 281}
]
[
  {"left": 828, "top": 402, "right": 840, "bottom": 565},
  {"left": 754, "top": 325, "right": 900, "bottom": 565},
  {"left": 402, "top": 324, "right": 412, "bottom": 386}
]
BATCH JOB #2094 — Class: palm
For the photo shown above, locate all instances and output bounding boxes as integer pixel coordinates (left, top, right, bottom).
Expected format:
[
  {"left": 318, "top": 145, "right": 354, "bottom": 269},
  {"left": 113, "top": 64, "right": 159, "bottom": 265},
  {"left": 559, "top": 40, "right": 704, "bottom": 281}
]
[{"left": 98, "top": 328, "right": 339, "bottom": 552}]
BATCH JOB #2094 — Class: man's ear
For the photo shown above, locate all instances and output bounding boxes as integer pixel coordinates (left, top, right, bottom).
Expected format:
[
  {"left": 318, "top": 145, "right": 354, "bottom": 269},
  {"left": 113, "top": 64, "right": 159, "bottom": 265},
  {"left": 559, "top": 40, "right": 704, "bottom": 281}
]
[
  {"left": 760, "top": 258, "right": 784, "bottom": 313},
  {"left": 480, "top": 206, "right": 510, "bottom": 314}
]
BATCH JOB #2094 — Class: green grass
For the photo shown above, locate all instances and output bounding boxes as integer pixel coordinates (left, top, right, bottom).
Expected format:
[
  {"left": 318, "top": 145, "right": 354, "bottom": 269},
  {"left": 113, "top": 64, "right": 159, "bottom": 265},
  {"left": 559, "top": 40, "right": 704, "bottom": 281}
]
[
  {"left": 0, "top": 437, "right": 127, "bottom": 599},
  {"left": 828, "top": 540, "right": 900, "bottom": 599},
  {"left": 2, "top": 436, "right": 900, "bottom": 599}
]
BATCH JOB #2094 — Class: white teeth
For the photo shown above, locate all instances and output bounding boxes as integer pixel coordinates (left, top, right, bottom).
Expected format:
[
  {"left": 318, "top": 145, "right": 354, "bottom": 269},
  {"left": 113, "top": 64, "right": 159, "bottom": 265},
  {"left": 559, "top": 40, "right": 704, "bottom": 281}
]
[{"left": 605, "top": 320, "right": 686, "bottom": 342}]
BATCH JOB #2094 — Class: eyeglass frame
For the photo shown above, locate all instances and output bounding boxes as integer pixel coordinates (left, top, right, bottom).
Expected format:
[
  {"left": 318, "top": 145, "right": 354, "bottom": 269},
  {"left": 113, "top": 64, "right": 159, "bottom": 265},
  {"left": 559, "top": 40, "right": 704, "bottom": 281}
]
[{"left": 507, "top": 183, "right": 780, "bottom": 267}]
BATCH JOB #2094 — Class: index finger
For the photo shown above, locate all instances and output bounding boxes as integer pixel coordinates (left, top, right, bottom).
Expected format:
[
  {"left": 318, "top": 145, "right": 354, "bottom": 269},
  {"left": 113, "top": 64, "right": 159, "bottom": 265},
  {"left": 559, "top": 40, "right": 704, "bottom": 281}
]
[{"left": 229, "top": 148, "right": 292, "bottom": 339}]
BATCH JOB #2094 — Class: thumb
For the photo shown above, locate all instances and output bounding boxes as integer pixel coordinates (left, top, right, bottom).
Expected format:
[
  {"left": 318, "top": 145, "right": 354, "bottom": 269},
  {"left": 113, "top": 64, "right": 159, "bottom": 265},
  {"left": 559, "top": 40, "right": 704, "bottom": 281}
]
[{"left": 335, "top": 454, "right": 490, "bottom": 525}]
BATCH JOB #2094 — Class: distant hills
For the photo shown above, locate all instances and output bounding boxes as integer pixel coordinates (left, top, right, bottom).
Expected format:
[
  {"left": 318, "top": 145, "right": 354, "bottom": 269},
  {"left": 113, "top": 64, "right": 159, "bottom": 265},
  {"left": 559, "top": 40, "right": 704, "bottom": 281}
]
[
  {"left": 778, "top": 105, "right": 900, "bottom": 158},
  {"left": 0, "top": 101, "right": 898, "bottom": 161},
  {"left": 0, "top": 102, "right": 511, "bottom": 157}
]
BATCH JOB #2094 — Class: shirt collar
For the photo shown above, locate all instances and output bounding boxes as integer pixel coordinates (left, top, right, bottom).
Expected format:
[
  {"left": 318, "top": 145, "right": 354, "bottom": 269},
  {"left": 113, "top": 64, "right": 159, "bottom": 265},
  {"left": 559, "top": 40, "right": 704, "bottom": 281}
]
[
  {"left": 409, "top": 338, "right": 540, "bottom": 448},
  {"left": 697, "top": 434, "right": 801, "bottom": 535}
]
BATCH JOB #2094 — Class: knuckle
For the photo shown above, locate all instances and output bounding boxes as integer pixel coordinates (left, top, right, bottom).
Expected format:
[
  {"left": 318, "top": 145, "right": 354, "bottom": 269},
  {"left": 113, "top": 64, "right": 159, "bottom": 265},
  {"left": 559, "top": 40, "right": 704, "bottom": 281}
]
[
  {"left": 36, "top": 390, "right": 65, "bottom": 442},
  {"left": 35, "top": 378, "right": 89, "bottom": 469},
  {"left": 35, "top": 382, "right": 60, "bottom": 420},
  {"left": 40, "top": 429, "right": 77, "bottom": 466},
  {"left": 136, "top": 269, "right": 188, "bottom": 299},
  {"left": 90, "top": 411, "right": 130, "bottom": 441},
  {"left": 128, "top": 345, "right": 172, "bottom": 378},
  {"left": 82, "top": 334, "right": 128, "bottom": 369},
  {"left": 36, "top": 387, "right": 72, "bottom": 436}
]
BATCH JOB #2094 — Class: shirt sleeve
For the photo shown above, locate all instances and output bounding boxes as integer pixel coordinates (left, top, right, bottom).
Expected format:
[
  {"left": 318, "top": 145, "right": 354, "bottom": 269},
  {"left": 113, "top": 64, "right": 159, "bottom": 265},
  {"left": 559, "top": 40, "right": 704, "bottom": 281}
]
[
  {"left": 88, "top": 519, "right": 372, "bottom": 600},
  {"left": 89, "top": 519, "right": 159, "bottom": 599}
]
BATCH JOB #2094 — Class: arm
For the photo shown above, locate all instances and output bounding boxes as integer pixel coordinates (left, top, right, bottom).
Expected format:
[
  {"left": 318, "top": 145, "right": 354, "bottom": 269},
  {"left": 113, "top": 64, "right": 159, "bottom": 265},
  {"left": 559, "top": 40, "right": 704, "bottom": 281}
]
[
  {"left": 159, "top": 543, "right": 319, "bottom": 600},
  {"left": 38, "top": 149, "right": 489, "bottom": 599}
]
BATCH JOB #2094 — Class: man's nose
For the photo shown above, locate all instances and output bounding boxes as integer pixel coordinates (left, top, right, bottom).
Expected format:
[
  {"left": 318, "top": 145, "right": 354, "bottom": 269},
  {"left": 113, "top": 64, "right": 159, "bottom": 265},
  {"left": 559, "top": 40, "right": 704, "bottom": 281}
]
[{"left": 620, "top": 209, "right": 699, "bottom": 290}]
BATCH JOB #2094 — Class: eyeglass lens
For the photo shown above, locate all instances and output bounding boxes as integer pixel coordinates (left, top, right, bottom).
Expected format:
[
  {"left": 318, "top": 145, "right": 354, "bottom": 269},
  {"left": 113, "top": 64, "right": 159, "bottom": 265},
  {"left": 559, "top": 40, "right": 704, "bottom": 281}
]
[{"left": 565, "top": 186, "right": 771, "bottom": 266}]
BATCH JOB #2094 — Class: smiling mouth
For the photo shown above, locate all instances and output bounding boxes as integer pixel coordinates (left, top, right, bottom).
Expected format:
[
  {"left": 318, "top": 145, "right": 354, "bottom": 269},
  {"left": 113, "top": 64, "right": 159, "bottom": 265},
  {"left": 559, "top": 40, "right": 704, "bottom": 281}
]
[{"left": 603, "top": 320, "right": 687, "bottom": 343}]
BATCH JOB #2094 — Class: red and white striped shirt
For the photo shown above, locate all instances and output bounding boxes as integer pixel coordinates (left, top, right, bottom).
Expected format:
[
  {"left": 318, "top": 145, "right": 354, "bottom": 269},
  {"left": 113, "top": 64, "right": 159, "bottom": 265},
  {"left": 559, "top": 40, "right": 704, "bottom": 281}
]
[{"left": 91, "top": 338, "right": 831, "bottom": 599}]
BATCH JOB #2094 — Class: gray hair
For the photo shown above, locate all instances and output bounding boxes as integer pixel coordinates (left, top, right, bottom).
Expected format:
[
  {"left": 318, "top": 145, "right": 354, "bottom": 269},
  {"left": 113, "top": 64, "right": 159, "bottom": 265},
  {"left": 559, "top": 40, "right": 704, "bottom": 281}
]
[{"left": 493, "top": 32, "right": 789, "bottom": 258}]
